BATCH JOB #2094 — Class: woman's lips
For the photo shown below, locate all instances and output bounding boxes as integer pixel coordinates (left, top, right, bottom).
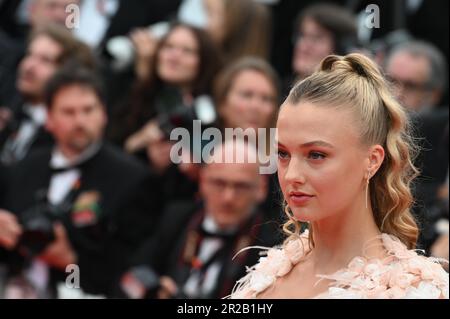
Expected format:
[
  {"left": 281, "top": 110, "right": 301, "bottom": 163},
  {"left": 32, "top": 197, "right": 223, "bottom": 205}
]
[{"left": 289, "top": 193, "right": 314, "bottom": 206}]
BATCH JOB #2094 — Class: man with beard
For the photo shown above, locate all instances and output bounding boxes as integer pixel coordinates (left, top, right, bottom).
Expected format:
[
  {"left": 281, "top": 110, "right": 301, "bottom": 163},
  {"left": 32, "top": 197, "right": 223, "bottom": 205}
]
[
  {"left": 0, "top": 23, "right": 94, "bottom": 165},
  {"left": 0, "top": 66, "right": 163, "bottom": 298}
]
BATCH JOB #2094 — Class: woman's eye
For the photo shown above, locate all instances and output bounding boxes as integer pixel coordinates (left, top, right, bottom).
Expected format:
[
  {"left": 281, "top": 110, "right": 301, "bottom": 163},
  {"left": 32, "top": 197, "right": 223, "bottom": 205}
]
[
  {"left": 238, "top": 90, "right": 253, "bottom": 99},
  {"left": 308, "top": 151, "right": 326, "bottom": 160},
  {"left": 278, "top": 150, "right": 290, "bottom": 160}
]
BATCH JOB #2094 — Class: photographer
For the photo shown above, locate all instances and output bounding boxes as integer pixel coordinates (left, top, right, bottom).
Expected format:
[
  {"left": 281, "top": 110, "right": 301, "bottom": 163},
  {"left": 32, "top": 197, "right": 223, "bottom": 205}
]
[
  {"left": 117, "top": 138, "right": 279, "bottom": 299},
  {"left": 0, "top": 66, "right": 163, "bottom": 298},
  {"left": 107, "top": 21, "right": 221, "bottom": 206},
  {"left": 108, "top": 21, "right": 220, "bottom": 149}
]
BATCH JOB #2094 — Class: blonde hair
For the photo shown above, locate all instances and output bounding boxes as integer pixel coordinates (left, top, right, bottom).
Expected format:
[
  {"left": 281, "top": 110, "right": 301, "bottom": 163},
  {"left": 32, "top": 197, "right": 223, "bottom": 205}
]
[{"left": 282, "top": 53, "right": 420, "bottom": 249}]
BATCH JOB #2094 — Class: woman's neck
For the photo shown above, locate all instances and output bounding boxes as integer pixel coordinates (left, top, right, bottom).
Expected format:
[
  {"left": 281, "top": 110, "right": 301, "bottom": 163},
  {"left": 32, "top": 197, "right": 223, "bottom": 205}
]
[{"left": 309, "top": 196, "right": 385, "bottom": 274}]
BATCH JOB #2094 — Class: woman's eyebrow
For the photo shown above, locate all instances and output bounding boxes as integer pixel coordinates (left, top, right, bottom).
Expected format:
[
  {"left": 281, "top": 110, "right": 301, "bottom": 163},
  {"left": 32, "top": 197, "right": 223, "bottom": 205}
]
[
  {"left": 275, "top": 140, "right": 334, "bottom": 149},
  {"left": 275, "top": 140, "right": 286, "bottom": 148},
  {"left": 300, "top": 140, "right": 334, "bottom": 148}
]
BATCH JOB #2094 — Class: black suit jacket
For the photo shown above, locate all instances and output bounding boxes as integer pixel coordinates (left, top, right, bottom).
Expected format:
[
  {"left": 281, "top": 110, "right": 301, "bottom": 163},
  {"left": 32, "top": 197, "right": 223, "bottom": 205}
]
[
  {"left": 0, "top": 98, "right": 54, "bottom": 164},
  {"left": 2, "top": 142, "right": 164, "bottom": 296},
  {"left": 412, "top": 109, "right": 449, "bottom": 205},
  {"left": 126, "top": 200, "right": 282, "bottom": 299}
]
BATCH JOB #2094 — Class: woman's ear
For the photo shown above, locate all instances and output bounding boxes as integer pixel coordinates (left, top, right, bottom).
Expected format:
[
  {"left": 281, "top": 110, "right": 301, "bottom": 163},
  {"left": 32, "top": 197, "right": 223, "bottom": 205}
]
[{"left": 367, "top": 144, "right": 385, "bottom": 176}]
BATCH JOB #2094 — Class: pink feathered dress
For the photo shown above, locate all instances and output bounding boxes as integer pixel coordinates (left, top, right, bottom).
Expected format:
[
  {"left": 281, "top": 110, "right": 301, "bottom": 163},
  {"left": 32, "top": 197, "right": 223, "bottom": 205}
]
[{"left": 229, "top": 230, "right": 449, "bottom": 299}]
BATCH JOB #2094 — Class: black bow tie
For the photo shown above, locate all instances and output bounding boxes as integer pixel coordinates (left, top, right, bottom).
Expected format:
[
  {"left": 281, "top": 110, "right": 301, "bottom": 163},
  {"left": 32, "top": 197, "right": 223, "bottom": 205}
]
[
  {"left": 50, "top": 164, "right": 82, "bottom": 174},
  {"left": 198, "top": 226, "right": 236, "bottom": 240}
]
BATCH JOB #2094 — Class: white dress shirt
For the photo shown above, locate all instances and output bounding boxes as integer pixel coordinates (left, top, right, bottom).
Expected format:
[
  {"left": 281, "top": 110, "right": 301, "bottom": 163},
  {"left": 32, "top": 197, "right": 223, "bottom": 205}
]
[{"left": 183, "top": 216, "right": 237, "bottom": 298}]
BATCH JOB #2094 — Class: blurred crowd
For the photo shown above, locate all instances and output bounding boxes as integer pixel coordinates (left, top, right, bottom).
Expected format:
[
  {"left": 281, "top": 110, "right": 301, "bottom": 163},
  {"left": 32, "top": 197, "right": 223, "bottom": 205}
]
[{"left": 0, "top": 0, "right": 448, "bottom": 299}]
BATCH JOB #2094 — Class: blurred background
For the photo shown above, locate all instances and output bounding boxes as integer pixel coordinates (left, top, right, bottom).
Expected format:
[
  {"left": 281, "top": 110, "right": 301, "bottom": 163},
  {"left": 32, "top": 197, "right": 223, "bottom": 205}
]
[{"left": 0, "top": 0, "right": 448, "bottom": 299}]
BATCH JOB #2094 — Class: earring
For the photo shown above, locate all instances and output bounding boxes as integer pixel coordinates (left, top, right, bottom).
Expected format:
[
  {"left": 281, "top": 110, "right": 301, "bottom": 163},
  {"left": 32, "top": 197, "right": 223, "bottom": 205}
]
[{"left": 365, "top": 171, "right": 371, "bottom": 209}]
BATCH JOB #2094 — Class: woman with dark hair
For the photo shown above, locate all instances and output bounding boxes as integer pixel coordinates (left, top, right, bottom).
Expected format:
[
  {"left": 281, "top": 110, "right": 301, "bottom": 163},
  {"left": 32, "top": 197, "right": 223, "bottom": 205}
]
[
  {"left": 109, "top": 21, "right": 221, "bottom": 151},
  {"left": 291, "top": 3, "right": 358, "bottom": 82}
]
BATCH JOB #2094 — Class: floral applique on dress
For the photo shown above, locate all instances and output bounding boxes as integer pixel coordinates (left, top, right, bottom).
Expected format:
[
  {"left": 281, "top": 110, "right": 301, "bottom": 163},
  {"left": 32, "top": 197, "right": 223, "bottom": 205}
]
[{"left": 229, "top": 231, "right": 449, "bottom": 299}]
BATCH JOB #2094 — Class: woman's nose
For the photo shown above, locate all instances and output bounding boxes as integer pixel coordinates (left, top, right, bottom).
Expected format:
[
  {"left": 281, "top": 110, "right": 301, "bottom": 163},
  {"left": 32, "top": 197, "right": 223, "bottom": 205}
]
[{"left": 284, "top": 157, "right": 306, "bottom": 184}]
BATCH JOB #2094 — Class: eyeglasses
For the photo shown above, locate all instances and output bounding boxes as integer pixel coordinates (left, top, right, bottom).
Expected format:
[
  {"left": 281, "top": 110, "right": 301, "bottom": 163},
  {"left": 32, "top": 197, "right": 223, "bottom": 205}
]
[{"left": 205, "top": 178, "right": 257, "bottom": 194}]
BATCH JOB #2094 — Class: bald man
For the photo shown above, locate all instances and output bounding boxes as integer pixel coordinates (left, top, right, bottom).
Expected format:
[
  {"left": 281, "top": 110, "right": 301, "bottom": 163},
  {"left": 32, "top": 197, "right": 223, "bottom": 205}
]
[{"left": 117, "top": 138, "right": 280, "bottom": 299}]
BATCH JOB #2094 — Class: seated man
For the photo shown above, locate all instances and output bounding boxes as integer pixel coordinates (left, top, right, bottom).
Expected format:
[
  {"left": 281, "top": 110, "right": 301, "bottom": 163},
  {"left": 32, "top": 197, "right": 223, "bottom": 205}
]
[
  {"left": 0, "top": 66, "right": 163, "bottom": 298},
  {"left": 118, "top": 138, "right": 281, "bottom": 299}
]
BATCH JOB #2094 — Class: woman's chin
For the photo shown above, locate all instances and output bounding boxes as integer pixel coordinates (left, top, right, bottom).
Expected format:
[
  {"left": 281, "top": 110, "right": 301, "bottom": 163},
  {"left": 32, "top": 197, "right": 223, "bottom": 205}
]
[{"left": 291, "top": 209, "right": 319, "bottom": 223}]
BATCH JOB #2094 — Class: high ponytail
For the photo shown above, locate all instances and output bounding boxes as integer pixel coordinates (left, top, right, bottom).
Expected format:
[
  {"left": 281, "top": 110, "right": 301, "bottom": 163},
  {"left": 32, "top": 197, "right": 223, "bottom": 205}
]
[{"left": 284, "top": 53, "right": 420, "bottom": 249}]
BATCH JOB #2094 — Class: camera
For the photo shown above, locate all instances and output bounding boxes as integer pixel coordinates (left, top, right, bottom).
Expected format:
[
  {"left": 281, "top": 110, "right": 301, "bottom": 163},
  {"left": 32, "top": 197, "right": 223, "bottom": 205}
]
[
  {"left": 120, "top": 265, "right": 187, "bottom": 299},
  {"left": 120, "top": 265, "right": 161, "bottom": 299},
  {"left": 18, "top": 190, "right": 71, "bottom": 258},
  {"left": 155, "top": 86, "right": 216, "bottom": 154},
  {"left": 155, "top": 91, "right": 217, "bottom": 166},
  {"left": 156, "top": 86, "right": 216, "bottom": 139}
]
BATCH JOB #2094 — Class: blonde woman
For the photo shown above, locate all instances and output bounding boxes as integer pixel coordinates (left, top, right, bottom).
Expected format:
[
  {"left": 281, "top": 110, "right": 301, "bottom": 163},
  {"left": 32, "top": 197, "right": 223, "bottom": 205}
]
[{"left": 230, "top": 53, "right": 449, "bottom": 299}]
